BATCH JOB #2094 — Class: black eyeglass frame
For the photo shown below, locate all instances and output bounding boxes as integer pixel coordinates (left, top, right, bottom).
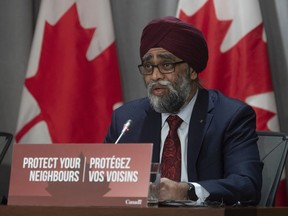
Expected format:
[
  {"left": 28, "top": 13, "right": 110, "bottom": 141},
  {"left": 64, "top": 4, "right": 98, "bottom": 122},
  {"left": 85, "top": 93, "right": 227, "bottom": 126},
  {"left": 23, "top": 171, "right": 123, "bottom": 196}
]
[{"left": 138, "top": 60, "right": 186, "bottom": 75}]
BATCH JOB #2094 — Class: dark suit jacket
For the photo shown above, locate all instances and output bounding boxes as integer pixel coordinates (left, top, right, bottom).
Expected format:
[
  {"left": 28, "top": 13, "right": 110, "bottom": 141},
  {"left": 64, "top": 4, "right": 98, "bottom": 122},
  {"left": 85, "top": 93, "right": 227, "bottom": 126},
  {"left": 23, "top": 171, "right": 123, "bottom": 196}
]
[{"left": 104, "top": 88, "right": 263, "bottom": 205}]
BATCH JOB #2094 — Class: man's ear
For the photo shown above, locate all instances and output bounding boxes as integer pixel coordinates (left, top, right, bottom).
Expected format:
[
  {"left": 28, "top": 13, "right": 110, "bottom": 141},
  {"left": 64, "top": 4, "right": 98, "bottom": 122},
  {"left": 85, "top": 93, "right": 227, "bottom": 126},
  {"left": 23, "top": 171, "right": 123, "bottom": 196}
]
[{"left": 190, "top": 68, "right": 198, "bottom": 80}]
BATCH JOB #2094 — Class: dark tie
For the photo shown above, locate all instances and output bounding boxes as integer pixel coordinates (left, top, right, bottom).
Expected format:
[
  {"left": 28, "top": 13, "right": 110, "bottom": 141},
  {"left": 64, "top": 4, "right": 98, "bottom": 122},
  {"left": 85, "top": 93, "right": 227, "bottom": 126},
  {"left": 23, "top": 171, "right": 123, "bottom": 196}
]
[{"left": 161, "top": 115, "right": 183, "bottom": 182}]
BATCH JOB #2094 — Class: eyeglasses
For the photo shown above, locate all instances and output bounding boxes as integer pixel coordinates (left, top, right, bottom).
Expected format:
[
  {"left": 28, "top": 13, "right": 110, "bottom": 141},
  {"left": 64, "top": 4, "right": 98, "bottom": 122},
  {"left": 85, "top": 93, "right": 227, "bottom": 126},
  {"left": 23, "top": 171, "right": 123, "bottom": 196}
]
[{"left": 138, "top": 61, "right": 185, "bottom": 75}]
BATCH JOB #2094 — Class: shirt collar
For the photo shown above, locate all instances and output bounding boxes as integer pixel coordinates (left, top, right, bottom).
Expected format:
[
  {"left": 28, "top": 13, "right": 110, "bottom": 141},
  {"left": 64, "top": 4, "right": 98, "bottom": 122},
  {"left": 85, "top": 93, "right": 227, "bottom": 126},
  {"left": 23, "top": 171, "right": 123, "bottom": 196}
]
[{"left": 161, "top": 89, "right": 198, "bottom": 127}]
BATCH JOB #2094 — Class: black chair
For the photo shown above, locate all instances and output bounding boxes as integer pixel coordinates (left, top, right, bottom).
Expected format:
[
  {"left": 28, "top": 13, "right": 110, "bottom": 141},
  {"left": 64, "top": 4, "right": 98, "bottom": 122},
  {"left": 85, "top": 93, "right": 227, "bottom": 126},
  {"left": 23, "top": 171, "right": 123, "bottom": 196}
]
[
  {"left": 256, "top": 131, "right": 288, "bottom": 206},
  {"left": 0, "top": 132, "right": 13, "bottom": 165},
  {"left": 0, "top": 132, "right": 13, "bottom": 204}
]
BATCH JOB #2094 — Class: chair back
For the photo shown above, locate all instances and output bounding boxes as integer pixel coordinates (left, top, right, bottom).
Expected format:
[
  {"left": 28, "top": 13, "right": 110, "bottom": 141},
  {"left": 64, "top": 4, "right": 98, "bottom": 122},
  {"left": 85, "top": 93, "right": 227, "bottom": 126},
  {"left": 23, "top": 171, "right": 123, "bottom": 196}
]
[
  {"left": 0, "top": 132, "right": 13, "bottom": 164},
  {"left": 257, "top": 131, "right": 288, "bottom": 206}
]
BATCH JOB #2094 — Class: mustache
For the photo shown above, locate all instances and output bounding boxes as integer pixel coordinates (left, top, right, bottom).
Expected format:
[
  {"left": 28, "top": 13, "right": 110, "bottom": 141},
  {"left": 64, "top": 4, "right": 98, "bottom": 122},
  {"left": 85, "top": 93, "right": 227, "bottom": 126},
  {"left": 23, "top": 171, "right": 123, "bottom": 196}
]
[{"left": 147, "top": 80, "right": 172, "bottom": 89}]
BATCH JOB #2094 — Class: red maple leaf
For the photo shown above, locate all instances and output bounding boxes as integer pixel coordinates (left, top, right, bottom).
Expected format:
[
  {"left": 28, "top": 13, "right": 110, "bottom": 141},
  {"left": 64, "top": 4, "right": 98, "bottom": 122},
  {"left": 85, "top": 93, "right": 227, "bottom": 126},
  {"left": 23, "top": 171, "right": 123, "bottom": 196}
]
[
  {"left": 16, "top": 4, "right": 122, "bottom": 143},
  {"left": 179, "top": 0, "right": 275, "bottom": 130}
]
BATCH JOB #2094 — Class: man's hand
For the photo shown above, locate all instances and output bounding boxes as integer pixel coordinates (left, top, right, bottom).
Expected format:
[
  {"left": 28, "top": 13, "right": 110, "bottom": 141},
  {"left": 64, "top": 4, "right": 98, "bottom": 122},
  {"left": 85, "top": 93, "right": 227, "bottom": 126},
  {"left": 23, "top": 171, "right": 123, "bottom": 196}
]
[{"left": 159, "top": 177, "right": 189, "bottom": 200}]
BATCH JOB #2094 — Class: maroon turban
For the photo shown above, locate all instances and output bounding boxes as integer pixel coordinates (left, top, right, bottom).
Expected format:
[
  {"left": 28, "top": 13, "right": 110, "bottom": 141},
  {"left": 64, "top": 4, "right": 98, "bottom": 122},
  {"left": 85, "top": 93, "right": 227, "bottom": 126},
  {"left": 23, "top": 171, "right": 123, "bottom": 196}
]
[{"left": 140, "top": 16, "right": 208, "bottom": 72}]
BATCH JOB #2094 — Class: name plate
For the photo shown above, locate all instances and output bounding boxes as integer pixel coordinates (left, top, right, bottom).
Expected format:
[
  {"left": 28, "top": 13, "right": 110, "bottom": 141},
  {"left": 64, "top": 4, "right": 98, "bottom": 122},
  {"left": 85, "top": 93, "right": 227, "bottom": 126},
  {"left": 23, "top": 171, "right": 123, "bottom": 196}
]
[{"left": 8, "top": 143, "right": 152, "bottom": 207}]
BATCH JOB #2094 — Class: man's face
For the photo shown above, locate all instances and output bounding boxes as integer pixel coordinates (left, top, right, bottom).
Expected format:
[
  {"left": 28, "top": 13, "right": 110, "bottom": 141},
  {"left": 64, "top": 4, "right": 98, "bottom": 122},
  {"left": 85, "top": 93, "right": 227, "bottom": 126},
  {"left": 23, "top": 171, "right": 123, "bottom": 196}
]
[{"left": 141, "top": 47, "right": 198, "bottom": 113}]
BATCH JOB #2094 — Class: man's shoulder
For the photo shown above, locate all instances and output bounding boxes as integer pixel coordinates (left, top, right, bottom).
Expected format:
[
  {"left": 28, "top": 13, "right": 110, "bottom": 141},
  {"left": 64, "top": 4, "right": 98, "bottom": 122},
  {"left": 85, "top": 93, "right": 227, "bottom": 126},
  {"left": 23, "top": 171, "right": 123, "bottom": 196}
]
[
  {"left": 115, "top": 97, "right": 151, "bottom": 112},
  {"left": 207, "top": 89, "right": 254, "bottom": 114},
  {"left": 208, "top": 89, "right": 248, "bottom": 106}
]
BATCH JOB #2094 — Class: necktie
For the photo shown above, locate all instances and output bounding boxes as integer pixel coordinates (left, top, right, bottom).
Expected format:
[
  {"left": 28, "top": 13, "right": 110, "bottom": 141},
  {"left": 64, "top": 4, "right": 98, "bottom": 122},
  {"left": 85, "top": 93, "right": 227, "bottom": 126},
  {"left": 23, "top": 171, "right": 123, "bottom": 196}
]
[{"left": 161, "top": 115, "right": 183, "bottom": 182}]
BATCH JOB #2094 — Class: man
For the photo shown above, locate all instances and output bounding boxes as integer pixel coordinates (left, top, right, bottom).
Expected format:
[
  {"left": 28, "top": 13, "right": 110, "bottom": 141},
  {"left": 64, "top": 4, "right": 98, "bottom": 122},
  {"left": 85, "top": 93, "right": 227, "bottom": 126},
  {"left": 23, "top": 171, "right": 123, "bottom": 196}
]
[{"left": 104, "top": 16, "right": 263, "bottom": 205}]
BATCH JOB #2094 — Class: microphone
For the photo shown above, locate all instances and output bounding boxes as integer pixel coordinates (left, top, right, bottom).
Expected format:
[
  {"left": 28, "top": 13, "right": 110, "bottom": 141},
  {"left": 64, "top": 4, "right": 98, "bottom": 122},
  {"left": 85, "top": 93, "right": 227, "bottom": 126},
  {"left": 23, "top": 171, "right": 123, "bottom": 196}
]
[{"left": 115, "top": 119, "right": 132, "bottom": 144}]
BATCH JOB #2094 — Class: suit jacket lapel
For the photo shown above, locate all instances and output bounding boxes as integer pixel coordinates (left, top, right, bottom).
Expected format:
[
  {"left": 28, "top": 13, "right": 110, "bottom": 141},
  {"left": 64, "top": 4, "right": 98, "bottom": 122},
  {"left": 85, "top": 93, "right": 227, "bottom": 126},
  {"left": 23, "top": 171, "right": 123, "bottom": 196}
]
[
  {"left": 139, "top": 105, "right": 162, "bottom": 163},
  {"left": 187, "top": 89, "right": 214, "bottom": 181}
]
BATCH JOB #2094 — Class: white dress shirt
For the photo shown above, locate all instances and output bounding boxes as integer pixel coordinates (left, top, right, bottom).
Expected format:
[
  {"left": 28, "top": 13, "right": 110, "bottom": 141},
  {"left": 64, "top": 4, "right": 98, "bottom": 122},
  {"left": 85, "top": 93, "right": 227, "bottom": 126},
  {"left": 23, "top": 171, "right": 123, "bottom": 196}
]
[{"left": 160, "top": 90, "right": 209, "bottom": 203}]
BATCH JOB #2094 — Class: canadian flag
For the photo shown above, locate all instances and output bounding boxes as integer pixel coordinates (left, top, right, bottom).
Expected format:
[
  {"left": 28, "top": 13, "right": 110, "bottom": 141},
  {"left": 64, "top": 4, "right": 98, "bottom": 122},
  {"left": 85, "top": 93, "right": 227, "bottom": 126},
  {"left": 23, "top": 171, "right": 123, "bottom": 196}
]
[
  {"left": 177, "top": 0, "right": 286, "bottom": 205},
  {"left": 16, "top": 0, "right": 122, "bottom": 144}
]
